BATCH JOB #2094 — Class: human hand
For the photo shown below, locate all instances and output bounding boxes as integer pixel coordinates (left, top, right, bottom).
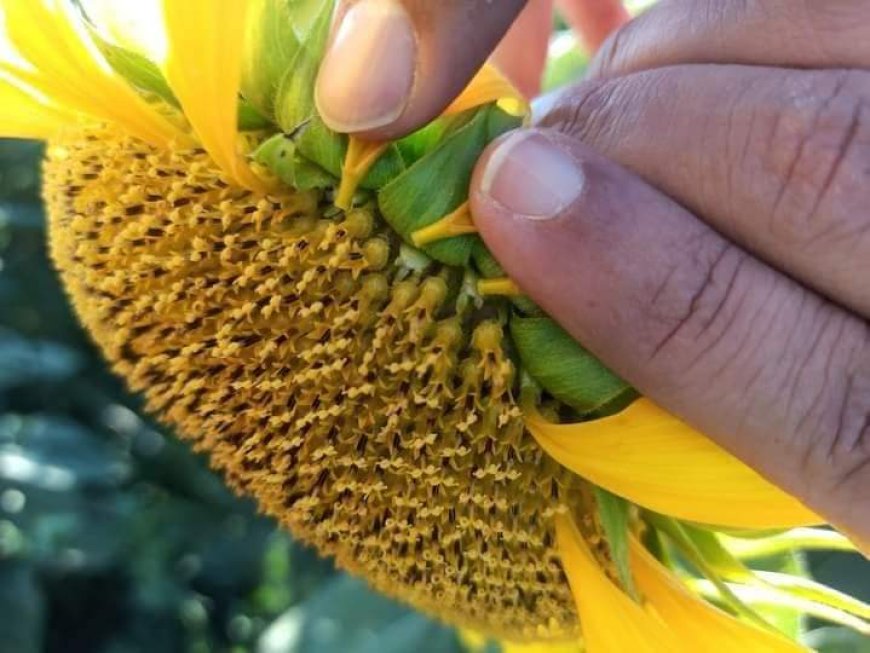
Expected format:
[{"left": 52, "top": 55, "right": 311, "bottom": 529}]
[
  {"left": 314, "top": 0, "right": 628, "bottom": 139},
  {"left": 470, "top": 0, "right": 870, "bottom": 547}
]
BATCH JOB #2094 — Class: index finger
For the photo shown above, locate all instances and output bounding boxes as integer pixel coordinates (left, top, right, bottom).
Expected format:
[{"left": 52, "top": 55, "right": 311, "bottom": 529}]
[{"left": 315, "top": 0, "right": 527, "bottom": 140}]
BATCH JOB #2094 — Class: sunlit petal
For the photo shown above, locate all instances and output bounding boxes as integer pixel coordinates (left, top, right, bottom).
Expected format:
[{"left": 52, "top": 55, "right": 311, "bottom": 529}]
[
  {"left": 160, "top": 0, "right": 266, "bottom": 191},
  {"left": 444, "top": 63, "right": 529, "bottom": 118},
  {"left": 526, "top": 400, "right": 821, "bottom": 529},
  {"left": 630, "top": 537, "right": 807, "bottom": 652},
  {"left": 0, "top": 74, "right": 73, "bottom": 139},
  {"left": 555, "top": 513, "right": 681, "bottom": 653},
  {"left": 0, "top": 0, "right": 182, "bottom": 146}
]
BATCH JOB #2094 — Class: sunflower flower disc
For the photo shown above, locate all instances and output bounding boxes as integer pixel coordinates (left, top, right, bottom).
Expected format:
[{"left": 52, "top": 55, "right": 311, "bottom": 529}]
[{"left": 43, "top": 125, "right": 605, "bottom": 641}]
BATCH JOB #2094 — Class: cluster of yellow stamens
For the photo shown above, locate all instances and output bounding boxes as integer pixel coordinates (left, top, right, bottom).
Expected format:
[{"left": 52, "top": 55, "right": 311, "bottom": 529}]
[{"left": 43, "top": 124, "right": 617, "bottom": 641}]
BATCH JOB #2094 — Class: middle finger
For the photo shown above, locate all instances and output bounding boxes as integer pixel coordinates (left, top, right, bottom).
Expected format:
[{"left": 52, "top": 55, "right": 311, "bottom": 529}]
[{"left": 539, "top": 64, "right": 870, "bottom": 318}]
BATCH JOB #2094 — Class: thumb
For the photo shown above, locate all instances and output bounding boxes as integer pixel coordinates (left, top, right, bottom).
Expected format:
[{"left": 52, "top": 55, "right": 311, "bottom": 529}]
[
  {"left": 315, "top": 0, "right": 526, "bottom": 140},
  {"left": 470, "top": 128, "right": 870, "bottom": 541}
]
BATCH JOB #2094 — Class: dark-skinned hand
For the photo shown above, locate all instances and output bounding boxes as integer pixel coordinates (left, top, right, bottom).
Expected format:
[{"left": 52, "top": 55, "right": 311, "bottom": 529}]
[{"left": 316, "top": 0, "right": 870, "bottom": 550}]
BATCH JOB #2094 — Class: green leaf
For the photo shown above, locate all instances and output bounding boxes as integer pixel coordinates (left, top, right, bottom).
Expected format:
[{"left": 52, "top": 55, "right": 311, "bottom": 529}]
[
  {"left": 241, "top": 0, "right": 302, "bottom": 119},
  {"left": 395, "top": 119, "right": 449, "bottom": 166},
  {"left": 753, "top": 571, "right": 870, "bottom": 621},
  {"left": 754, "top": 550, "right": 807, "bottom": 640},
  {"left": 684, "top": 525, "right": 870, "bottom": 624},
  {"left": 683, "top": 523, "right": 809, "bottom": 637},
  {"left": 295, "top": 117, "right": 345, "bottom": 177},
  {"left": 646, "top": 513, "right": 772, "bottom": 629},
  {"left": 471, "top": 240, "right": 504, "bottom": 278},
  {"left": 254, "top": 133, "right": 335, "bottom": 190},
  {"left": 238, "top": 99, "right": 273, "bottom": 131},
  {"left": 94, "top": 38, "right": 178, "bottom": 107},
  {"left": 689, "top": 580, "right": 870, "bottom": 636},
  {"left": 594, "top": 487, "right": 636, "bottom": 598},
  {"left": 721, "top": 528, "right": 858, "bottom": 558},
  {"left": 511, "top": 316, "right": 636, "bottom": 414},
  {"left": 378, "top": 108, "right": 511, "bottom": 267},
  {"left": 275, "top": 1, "right": 333, "bottom": 133},
  {"left": 361, "top": 144, "right": 406, "bottom": 190},
  {"left": 682, "top": 523, "right": 755, "bottom": 582},
  {"left": 94, "top": 31, "right": 270, "bottom": 132}
]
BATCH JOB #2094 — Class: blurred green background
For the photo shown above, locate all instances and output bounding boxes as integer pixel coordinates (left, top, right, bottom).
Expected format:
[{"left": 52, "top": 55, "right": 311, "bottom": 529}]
[{"left": 0, "top": 133, "right": 867, "bottom": 653}]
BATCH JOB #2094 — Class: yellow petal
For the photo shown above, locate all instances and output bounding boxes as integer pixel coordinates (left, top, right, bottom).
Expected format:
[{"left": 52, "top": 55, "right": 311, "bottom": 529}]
[
  {"left": 444, "top": 63, "right": 529, "bottom": 118},
  {"left": 411, "top": 201, "right": 477, "bottom": 247},
  {"left": 502, "top": 641, "right": 582, "bottom": 653},
  {"left": 0, "top": 74, "right": 72, "bottom": 139},
  {"left": 336, "top": 137, "right": 389, "bottom": 210},
  {"left": 478, "top": 277, "right": 521, "bottom": 297},
  {"left": 526, "top": 400, "right": 821, "bottom": 529},
  {"left": 555, "top": 512, "right": 682, "bottom": 653},
  {"left": 629, "top": 537, "right": 807, "bottom": 652},
  {"left": 160, "top": 0, "right": 265, "bottom": 191},
  {"left": 1, "top": 0, "right": 181, "bottom": 146}
]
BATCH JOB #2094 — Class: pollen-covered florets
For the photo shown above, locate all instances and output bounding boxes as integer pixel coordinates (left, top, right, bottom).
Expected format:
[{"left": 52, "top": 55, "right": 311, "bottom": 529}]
[{"left": 44, "top": 125, "right": 602, "bottom": 640}]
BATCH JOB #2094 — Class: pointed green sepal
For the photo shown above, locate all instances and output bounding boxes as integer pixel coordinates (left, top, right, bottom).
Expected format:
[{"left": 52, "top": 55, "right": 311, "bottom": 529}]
[
  {"left": 378, "top": 107, "right": 518, "bottom": 266},
  {"left": 241, "top": 0, "right": 302, "bottom": 120},
  {"left": 253, "top": 133, "right": 335, "bottom": 190},
  {"left": 594, "top": 487, "right": 637, "bottom": 599},
  {"left": 275, "top": 0, "right": 333, "bottom": 133},
  {"left": 511, "top": 316, "right": 636, "bottom": 415}
]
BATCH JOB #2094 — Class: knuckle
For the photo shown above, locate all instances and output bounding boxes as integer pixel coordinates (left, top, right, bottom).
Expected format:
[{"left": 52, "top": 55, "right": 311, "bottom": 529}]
[
  {"left": 536, "top": 77, "right": 623, "bottom": 148},
  {"left": 765, "top": 70, "right": 870, "bottom": 245},
  {"left": 537, "top": 71, "right": 662, "bottom": 152},
  {"left": 586, "top": 17, "right": 636, "bottom": 79}
]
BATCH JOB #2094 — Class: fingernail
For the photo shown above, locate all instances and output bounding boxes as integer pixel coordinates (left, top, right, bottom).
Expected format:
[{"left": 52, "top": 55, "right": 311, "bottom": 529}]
[
  {"left": 315, "top": 0, "right": 416, "bottom": 132},
  {"left": 479, "top": 131, "right": 584, "bottom": 220}
]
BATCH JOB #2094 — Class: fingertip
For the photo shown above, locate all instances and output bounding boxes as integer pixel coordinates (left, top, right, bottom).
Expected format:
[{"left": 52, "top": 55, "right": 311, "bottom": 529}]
[
  {"left": 472, "top": 128, "right": 586, "bottom": 228},
  {"left": 315, "top": 0, "right": 417, "bottom": 135},
  {"left": 317, "top": 0, "right": 527, "bottom": 140}
]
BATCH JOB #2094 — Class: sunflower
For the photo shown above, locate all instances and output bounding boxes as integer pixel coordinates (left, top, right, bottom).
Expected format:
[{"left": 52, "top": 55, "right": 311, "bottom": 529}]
[{"left": 1, "top": 0, "right": 867, "bottom": 650}]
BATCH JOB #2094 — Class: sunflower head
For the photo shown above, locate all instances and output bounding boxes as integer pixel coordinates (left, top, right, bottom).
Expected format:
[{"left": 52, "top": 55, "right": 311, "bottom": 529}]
[{"left": 2, "top": 0, "right": 867, "bottom": 649}]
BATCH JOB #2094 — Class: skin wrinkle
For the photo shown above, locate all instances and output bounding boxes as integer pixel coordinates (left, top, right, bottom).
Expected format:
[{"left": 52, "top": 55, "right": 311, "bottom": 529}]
[
  {"left": 768, "top": 71, "right": 850, "bottom": 238},
  {"left": 687, "top": 256, "right": 762, "bottom": 384},
  {"left": 788, "top": 302, "right": 840, "bottom": 439},
  {"left": 725, "top": 73, "right": 761, "bottom": 224},
  {"left": 648, "top": 242, "right": 734, "bottom": 363},
  {"left": 807, "top": 87, "right": 863, "bottom": 225},
  {"left": 542, "top": 66, "right": 870, "bottom": 318}
]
